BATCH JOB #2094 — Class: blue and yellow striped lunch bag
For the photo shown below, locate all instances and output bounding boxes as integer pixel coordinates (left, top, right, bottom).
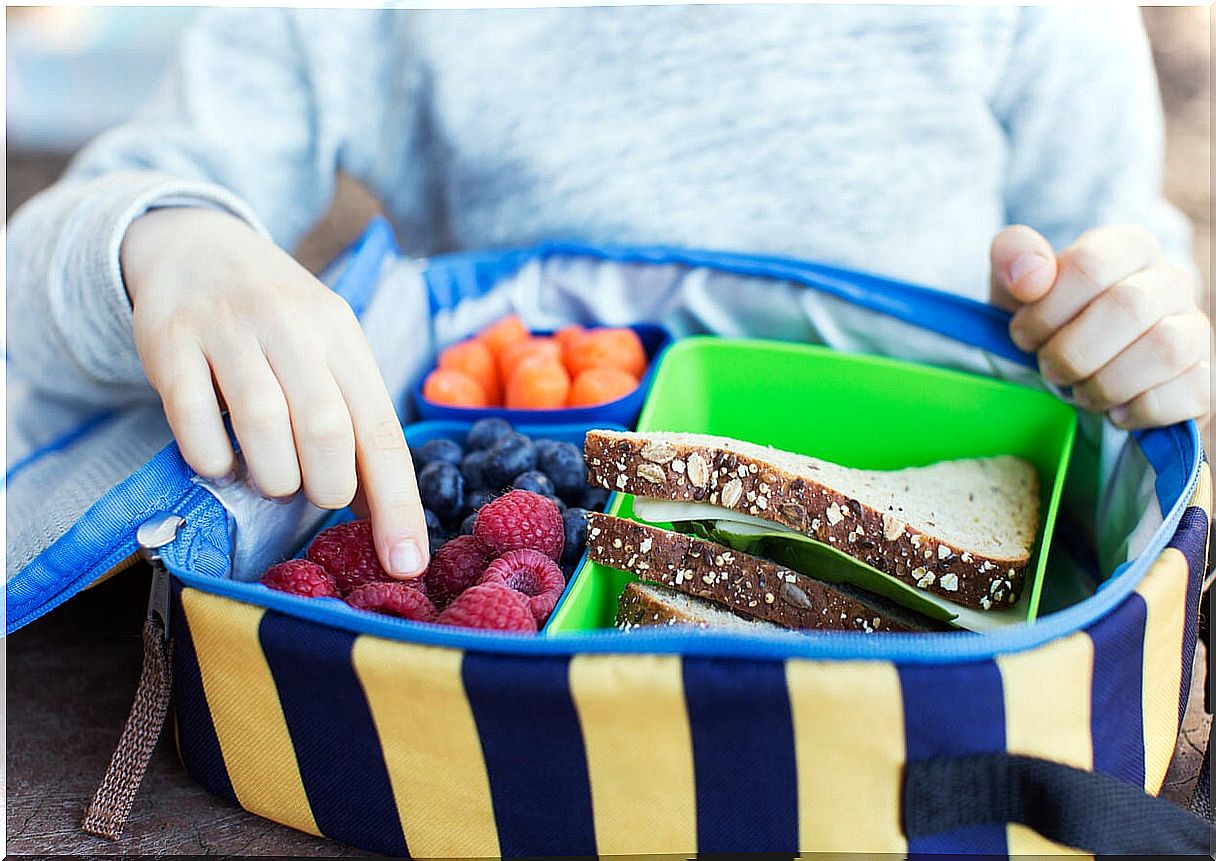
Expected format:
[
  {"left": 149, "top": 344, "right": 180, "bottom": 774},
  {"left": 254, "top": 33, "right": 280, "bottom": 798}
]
[{"left": 6, "top": 218, "right": 1211, "bottom": 856}]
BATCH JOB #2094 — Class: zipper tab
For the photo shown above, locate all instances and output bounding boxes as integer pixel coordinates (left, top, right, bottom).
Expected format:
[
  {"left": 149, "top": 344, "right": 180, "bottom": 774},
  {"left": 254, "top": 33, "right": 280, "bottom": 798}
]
[
  {"left": 138, "top": 514, "right": 184, "bottom": 642},
  {"left": 81, "top": 513, "right": 184, "bottom": 840}
]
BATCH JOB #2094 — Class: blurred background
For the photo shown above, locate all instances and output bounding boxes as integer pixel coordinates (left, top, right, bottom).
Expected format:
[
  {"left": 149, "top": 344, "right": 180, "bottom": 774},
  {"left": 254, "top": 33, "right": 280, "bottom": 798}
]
[{"left": 6, "top": 6, "right": 1212, "bottom": 283}]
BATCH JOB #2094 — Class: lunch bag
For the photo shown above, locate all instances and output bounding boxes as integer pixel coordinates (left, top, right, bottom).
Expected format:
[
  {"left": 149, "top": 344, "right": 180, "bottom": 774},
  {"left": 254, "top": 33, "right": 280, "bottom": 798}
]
[{"left": 6, "top": 218, "right": 1211, "bottom": 856}]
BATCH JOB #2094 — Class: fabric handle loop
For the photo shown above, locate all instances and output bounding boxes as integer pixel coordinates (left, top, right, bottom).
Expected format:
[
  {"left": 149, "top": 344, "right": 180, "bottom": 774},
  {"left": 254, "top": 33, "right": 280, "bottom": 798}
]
[
  {"left": 902, "top": 752, "right": 1211, "bottom": 854},
  {"left": 80, "top": 616, "right": 174, "bottom": 839}
]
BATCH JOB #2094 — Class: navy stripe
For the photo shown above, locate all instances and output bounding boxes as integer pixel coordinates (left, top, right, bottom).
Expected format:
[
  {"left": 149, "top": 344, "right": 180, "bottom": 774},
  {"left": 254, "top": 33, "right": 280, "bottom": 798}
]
[
  {"left": 258, "top": 611, "right": 408, "bottom": 857},
  {"left": 1088, "top": 592, "right": 1147, "bottom": 787},
  {"left": 170, "top": 585, "right": 238, "bottom": 805},
  {"left": 461, "top": 652, "right": 596, "bottom": 856},
  {"left": 1171, "top": 506, "right": 1208, "bottom": 729},
  {"left": 898, "top": 660, "right": 1007, "bottom": 854},
  {"left": 682, "top": 657, "right": 798, "bottom": 853}
]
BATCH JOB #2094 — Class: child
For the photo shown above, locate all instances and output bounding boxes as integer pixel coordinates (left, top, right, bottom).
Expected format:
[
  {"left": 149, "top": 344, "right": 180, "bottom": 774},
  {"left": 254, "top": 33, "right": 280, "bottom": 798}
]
[{"left": 7, "top": 5, "right": 1210, "bottom": 580}]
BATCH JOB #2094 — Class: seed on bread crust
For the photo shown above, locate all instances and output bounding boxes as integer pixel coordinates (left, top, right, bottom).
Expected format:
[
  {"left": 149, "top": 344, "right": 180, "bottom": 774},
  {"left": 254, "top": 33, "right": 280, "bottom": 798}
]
[
  {"left": 686, "top": 453, "right": 709, "bottom": 487},
  {"left": 721, "top": 477, "right": 743, "bottom": 508},
  {"left": 641, "top": 441, "right": 678, "bottom": 464},
  {"left": 636, "top": 463, "right": 666, "bottom": 484}
]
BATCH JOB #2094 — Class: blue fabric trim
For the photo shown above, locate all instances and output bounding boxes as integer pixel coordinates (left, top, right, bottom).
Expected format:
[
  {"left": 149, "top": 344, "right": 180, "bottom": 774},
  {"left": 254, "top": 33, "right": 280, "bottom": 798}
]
[
  {"left": 4, "top": 409, "right": 116, "bottom": 484},
  {"left": 5, "top": 441, "right": 204, "bottom": 634},
  {"left": 259, "top": 611, "right": 409, "bottom": 856},
  {"left": 683, "top": 657, "right": 798, "bottom": 852},
  {"left": 329, "top": 216, "right": 399, "bottom": 319},
  {"left": 164, "top": 415, "right": 1201, "bottom": 664},
  {"left": 462, "top": 652, "right": 596, "bottom": 856}
]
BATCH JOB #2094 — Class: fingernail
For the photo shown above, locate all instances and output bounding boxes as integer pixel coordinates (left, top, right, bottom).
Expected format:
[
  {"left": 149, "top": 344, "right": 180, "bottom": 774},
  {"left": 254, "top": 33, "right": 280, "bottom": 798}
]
[
  {"left": 1008, "top": 253, "right": 1049, "bottom": 289},
  {"left": 268, "top": 493, "right": 296, "bottom": 505},
  {"left": 1072, "top": 389, "right": 1093, "bottom": 410},
  {"left": 1038, "top": 357, "right": 1062, "bottom": 385},
  {"left": 389, "top": 539, "right": 424, "bottom": 576},
  {"left": 1109, "top": 405, "right": 1129, "bottom": 426},
  {"left": 213, "top": 470, "right": 238, "bottom": 488}
]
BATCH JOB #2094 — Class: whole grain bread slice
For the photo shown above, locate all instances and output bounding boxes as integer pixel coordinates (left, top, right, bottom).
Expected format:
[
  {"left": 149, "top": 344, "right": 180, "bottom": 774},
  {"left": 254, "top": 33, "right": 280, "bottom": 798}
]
[
  {"left": 616, "top": 581, "right": 783, "bottom": 631},
  {"left": 584, "top": 429, "right": 1039, "bottom": 610},
  {"left": 588, "top": 512, "right": 946, "bottom": 632}
]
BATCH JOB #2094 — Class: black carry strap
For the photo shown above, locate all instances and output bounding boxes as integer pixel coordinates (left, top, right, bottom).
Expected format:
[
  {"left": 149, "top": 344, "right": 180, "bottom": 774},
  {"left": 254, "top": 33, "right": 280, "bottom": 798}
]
[{"left": 902, "top": 752, "right": 1211, "bottom": 855}]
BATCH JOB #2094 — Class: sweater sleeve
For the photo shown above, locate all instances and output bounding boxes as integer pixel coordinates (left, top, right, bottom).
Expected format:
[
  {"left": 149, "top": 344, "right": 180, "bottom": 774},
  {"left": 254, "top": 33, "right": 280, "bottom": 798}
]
[
  {"left": 991, "top": 7, "right": 1198, "bottom": 293},
  {"left": 5, "top": 8, "right": 417, "bottom": 407}
]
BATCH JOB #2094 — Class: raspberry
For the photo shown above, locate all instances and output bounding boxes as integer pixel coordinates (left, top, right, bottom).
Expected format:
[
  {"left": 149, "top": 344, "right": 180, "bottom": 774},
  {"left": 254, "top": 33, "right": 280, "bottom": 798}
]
[
  {"left": 307, "top": 519, "right": 391, "bottom": 595},
  {"left": 474, "top": 489, "right": 564, "bottom": 561},
  {"left": 425, "top": 534, "right": 493, "bottom": 609},
  {"left": 346, "top": 582, "right": 438, "bottom": 622},
  {"left": 261, "top": 559, "right": 340, "bottom": 598},
  {"left": 436, "top": 583, "right": 537, "bottom": 632},
  {"left": 479, "top": 548, "right": 566, "bottom": 625}
]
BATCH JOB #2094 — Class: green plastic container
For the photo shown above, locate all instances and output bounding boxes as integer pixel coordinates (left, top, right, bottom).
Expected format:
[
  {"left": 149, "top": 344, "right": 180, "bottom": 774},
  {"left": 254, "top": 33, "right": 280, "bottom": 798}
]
[{"left": 547, "top": 337, "right": 1078, "bottom": 634}]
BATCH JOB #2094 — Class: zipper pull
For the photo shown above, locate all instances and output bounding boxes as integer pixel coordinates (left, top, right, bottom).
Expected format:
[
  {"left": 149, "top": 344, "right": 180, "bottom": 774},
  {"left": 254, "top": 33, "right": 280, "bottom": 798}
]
[{"left": 81, "top": 514, "right": 184, "bottom": 840}]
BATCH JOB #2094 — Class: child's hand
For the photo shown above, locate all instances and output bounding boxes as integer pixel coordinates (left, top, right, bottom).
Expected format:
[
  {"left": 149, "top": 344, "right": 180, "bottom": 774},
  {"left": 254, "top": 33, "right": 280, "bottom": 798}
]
[
  {"left": 989, "top": 224, "right": 1212, "bottom": 429},
  {"left": 121, "top": 207, "right": 429, "bottom": 578}
]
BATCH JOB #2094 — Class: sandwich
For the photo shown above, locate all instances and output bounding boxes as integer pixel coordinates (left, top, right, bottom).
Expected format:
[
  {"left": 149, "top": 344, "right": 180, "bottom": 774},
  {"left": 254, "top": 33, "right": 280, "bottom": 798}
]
[{"left": 582, "top": 430, "right": 1041, "bottom": 633}]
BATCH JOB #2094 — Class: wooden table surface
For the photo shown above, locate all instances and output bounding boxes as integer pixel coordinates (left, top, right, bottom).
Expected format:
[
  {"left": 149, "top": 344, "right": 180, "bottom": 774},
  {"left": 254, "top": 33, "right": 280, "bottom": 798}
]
[{"left": 6, "top": 562, "right": 1209, "bottom": 856}]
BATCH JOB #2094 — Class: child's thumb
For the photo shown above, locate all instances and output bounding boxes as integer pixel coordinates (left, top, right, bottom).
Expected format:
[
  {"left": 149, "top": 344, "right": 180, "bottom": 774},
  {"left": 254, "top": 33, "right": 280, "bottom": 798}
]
[{"left": 989, "top": 225, "right": 1057, "bottom": 311}]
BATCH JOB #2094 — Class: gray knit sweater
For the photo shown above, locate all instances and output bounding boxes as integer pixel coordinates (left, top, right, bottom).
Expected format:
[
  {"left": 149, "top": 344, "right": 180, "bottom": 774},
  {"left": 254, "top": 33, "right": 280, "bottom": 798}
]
[{"left": 6, "top": 4, "right": 1192, "bottom": 411}]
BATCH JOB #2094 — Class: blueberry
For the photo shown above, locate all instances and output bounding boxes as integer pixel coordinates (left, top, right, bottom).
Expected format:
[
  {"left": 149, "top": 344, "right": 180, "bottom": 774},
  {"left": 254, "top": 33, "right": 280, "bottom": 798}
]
[
  {"left": 464, "top": 488, "right": 498, "bottom": 515},
  {"left": 561, "top": 507, "right": 589, "bottom": 565},
  {"left": 512, "top": 470, "right": 556, "bottom": 497},
  {"left": 417, "top": 461, "right": 464, "bottom": 519},
  {"left": 424, "top": 508, "right": 443, "bottom": 538},
  {"left": 579, "top": 486, "right": 610, "bottom": 512},
  {"left": 546, "top": 493, "right": 568, "bottom": 515},
  {"left": 537, "top": 441, "right": 586, "bottom": 499},
  {"left": 429, "top": 534, "right": 446, "bottom": 557},
  {"left": 467, "top": 417, "right": 514, "bottom": 451},
  {"left": 460, "top": 449, "right": 491, "bottom": 489},
  {"left": 459, "top": 512, "right": 478, "bottom": 535},
  {"left": 414, "top": 438, "right": 464, "bottom": 469},
  {"left": 485, "top": 432, "right": 536, "bottom": 487}
]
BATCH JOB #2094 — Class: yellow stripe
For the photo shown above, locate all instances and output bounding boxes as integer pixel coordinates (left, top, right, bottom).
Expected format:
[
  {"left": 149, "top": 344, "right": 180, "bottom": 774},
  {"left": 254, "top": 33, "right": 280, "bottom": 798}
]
[
  {"left": 996, "top": 632, "right": 1093, "bottom": 855},
  {"left": 997, "top": 631, "right": 1094, "bottom": 769},
  {"left": 181, "top": 588, "right": 320, "bottom": 836},
  {"left": 351, "top": 636, "right": 499, "bottom": 857},
  {"left": 1136, "top": 547, "right": 1190, "bottom": 793},
  {"left": 569, "top": 654, "right": 696, "bottom": 854},
  {"left": 786, "top": 659, "right": 905, "bottom": 852},
  {"left": 1007, "top": 823, "right": 1094, "bottom": 857}
]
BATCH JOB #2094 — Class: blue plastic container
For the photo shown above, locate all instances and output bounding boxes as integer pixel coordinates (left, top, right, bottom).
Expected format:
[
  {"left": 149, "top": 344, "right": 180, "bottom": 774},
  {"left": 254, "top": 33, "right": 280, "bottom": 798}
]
[
  {"left": 414, "top": 323, "right": 673, "bottom": 427},
  {"left": 295, "top": 419, "right": 625, "bottom": 633}
]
